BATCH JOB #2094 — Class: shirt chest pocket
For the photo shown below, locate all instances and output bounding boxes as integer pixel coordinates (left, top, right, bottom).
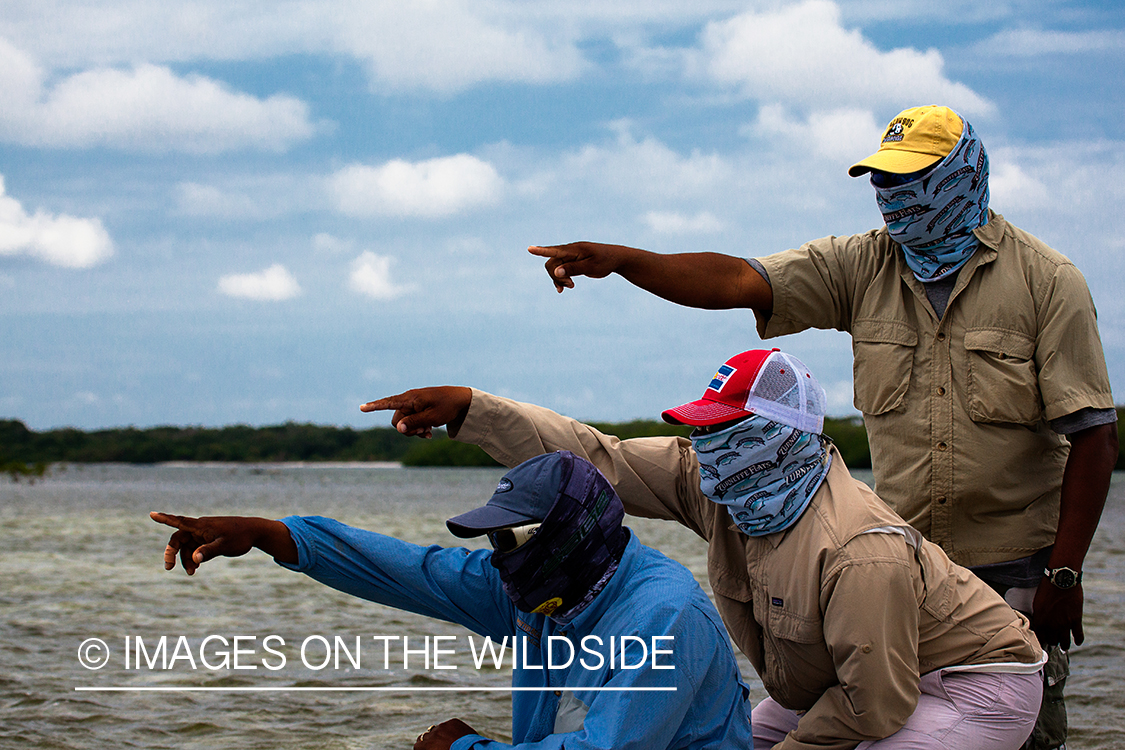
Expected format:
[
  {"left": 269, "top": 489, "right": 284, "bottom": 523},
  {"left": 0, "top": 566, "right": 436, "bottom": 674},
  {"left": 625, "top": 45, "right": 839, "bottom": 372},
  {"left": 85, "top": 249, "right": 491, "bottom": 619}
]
[
  {"left": 851, "top": 321, "right": 918, "bottom": 415},
  {"left": 762, "top": 602, "right": 833, "bottom": 705},
  {"left": 964, "top": 328, "right": 1042, "bottom": 425}
]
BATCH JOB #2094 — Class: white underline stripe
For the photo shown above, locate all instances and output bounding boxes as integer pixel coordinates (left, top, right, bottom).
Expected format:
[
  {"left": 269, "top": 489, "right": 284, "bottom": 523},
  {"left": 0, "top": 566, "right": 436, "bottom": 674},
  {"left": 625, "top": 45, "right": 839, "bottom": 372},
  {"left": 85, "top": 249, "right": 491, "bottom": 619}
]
[{"left": 74, "top": 686, "right": 677, "bottom": 692}]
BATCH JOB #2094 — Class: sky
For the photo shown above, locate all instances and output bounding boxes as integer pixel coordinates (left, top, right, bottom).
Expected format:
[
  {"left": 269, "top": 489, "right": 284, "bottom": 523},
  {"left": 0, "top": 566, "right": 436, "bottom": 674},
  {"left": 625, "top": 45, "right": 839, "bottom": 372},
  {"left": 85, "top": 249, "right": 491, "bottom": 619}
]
[{"left": 2, "top": 0, "right": 1124, "bottom": 431}]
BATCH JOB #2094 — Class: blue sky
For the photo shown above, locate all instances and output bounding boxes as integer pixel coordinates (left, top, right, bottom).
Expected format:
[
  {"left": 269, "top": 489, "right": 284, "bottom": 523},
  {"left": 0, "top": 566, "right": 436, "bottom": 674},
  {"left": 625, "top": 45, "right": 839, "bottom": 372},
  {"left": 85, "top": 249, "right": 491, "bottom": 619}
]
[{"left": 2, "top": 0, "right": 1123, "bottom": 430}]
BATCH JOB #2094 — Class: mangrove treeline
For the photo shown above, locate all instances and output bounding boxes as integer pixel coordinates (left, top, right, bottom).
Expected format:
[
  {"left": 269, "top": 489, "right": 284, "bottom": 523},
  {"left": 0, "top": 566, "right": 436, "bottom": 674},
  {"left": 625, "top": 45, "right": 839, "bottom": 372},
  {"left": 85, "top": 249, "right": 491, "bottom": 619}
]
[
  {"left": 5, "top": 409, "right": 1125, "bottom": 479},
  {"left": 2, "top": 415, "right": 870, "bottom": 474}
]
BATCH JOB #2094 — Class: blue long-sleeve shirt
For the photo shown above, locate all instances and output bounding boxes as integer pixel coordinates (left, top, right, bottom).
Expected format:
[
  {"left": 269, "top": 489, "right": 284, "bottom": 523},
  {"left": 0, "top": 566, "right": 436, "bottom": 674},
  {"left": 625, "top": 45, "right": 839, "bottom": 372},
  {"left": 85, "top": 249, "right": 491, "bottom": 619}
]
[{"left": 278, "top": 516, "right": 753, "bottom": 749}]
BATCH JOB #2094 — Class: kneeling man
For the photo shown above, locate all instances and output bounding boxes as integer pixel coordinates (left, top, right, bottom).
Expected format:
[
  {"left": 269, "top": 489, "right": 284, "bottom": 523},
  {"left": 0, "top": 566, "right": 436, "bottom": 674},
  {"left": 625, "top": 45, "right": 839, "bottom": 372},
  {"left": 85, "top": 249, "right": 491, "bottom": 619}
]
[{"left": 152, "top": 451, "right": 754, "bottom": 750}]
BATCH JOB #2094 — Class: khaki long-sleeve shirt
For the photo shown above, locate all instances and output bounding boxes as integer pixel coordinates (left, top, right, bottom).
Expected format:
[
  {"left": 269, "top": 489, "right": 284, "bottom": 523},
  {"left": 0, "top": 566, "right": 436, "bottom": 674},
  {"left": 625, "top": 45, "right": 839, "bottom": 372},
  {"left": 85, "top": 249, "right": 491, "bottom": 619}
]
[
  {"left": 756, "top": 212, "right": 1114, "bottom": 566},
  {"left": 456, "top": 390, "right": 1044, "bottom": 750}
]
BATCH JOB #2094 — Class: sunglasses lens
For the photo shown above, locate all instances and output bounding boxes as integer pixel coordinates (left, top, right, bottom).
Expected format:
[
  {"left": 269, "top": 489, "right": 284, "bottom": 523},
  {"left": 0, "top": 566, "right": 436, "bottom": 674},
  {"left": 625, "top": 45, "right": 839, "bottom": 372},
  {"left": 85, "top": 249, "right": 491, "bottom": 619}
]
[
  {"left": 871, "top": 165, "right": 934, "bottom": 188},
  {"left": 489, "top": 529, "right": 517, "bottom": 552}
]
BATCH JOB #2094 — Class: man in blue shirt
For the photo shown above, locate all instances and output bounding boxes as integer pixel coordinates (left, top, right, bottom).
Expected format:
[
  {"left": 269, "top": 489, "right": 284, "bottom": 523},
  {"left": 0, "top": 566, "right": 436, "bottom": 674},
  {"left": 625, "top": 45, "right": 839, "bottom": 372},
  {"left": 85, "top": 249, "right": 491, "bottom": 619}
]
[{"left": 152, "top": 451, "right": 753, "bottom": 750}]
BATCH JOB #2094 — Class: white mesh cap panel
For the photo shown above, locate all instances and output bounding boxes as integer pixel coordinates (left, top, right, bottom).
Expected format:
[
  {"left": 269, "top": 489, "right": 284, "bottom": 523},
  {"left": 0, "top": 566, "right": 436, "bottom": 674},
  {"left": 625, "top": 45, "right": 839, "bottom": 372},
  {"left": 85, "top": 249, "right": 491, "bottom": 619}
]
[{"left": 743, "top": 351, "right": 826, "bottom": 434}]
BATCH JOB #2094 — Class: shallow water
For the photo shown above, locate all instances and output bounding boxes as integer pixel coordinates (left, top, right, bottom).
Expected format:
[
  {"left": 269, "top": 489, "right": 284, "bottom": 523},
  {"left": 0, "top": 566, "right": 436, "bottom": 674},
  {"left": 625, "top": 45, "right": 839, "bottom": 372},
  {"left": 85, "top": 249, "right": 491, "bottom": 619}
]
[{"left": 1, "top": 464, "right": 1122, "bottom": 748}]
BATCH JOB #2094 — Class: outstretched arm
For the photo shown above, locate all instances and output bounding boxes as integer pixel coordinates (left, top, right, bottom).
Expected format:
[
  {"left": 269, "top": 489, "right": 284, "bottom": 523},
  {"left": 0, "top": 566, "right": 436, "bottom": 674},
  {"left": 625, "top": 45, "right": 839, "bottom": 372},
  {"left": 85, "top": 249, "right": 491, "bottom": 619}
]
[
  {"left": 528, "top": 243, "right": 773, "bottom": 312},
  {"left": 1032, "top": 421, "right": 1118, "bottom": 648},
  {"left": 150, "top": 512, "right": 299, "bottom": 574}
]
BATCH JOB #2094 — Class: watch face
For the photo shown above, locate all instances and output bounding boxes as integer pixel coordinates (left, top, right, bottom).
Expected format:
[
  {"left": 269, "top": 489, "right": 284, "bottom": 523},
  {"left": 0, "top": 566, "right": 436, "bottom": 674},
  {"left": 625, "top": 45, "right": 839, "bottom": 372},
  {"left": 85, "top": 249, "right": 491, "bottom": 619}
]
[{"left": 1052, "top": 568, "right": 1078, "bottom": 588}]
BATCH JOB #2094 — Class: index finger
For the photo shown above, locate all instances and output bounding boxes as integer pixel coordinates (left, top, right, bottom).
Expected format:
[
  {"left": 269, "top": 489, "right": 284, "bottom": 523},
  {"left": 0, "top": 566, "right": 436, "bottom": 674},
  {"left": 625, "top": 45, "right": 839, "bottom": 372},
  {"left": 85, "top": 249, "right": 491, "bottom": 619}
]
[
  {"left": 150, "top": 511, "right": 193, "bottom": 530},
  {"left": 360, "top": 396, "right": 406, "bottom": 413},
  {"left": 528, "top": 245, "right": 574, "bottom": 260}
]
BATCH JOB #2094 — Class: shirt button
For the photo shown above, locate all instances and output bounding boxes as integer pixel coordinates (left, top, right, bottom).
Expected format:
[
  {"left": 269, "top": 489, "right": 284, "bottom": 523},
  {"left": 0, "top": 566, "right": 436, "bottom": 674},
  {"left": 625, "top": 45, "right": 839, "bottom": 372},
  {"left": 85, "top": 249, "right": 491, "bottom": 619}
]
[
  {"left": 862, "top": 645, "right": 872, "bottom": 654},
  {"left": 937, "top": 332, "right": 946, "bottom": 341},
  {"left": 938, "top": 497, "right": 947, "bottom": 505},
  {"left": 554, "top": 690, "right": 562, "bottom": 697},
  {"left": 937, "top": 386, "right": 946, "bottom": 396},
  {"left": 937, "top": 442, "right": 948, "bottom": 451}
]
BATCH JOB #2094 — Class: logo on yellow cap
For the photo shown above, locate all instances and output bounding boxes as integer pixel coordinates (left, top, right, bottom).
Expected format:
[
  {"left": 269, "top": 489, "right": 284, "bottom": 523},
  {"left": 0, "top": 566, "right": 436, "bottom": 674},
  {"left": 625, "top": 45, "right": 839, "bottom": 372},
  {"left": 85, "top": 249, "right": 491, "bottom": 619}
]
[{"left": 882, "top": 117, "right": 915, "bottom": 144}]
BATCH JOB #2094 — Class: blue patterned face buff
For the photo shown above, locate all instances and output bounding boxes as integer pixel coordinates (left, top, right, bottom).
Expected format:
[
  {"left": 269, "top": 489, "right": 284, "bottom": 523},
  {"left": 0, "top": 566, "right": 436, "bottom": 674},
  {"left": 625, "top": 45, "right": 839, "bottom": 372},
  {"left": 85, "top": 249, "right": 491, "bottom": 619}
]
[
  {"left": 873, "top": 117, "right": 990, "bottom": 282},
  {"left": 691, "top": 416, "right": 831, "bottom": 536},
  {"left": 489, "top": 452, "right": 629, "bottom": 622}
]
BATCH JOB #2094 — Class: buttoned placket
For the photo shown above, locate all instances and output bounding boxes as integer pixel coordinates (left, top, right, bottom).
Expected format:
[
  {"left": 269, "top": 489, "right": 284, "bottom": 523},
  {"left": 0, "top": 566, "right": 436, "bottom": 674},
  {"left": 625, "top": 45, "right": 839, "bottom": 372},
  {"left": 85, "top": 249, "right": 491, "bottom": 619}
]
[
  {"left": 928, "top": 319, "right": 955, "bottom": 554},
  {"left": 901, "top": 242, "right": 996, "bottom": 558},
  {"left": 902, "top": 265, "right": 959, "bottom": 557}
]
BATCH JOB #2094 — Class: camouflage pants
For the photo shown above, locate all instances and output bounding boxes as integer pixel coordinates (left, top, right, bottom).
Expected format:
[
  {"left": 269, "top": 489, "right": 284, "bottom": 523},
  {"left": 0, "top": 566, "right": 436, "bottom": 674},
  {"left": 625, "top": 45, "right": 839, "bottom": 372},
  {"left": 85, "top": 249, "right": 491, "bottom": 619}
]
[{"left": 1022, "top": 645, "right": 1069, "bottom": 750}]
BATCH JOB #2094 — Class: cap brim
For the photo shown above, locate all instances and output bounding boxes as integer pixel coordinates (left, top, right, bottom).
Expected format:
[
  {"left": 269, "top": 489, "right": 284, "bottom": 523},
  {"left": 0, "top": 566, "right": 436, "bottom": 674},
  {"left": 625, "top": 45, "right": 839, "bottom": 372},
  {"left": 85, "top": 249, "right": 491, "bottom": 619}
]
[
  {"left": 661, "top": 399, "right": 752, "bottom": 427},
  {"left": 446, "top": 504, "right": 541, "bottom": 538},
  {"left": 848, "top": 150, "right": 943, "bottom": 177}
]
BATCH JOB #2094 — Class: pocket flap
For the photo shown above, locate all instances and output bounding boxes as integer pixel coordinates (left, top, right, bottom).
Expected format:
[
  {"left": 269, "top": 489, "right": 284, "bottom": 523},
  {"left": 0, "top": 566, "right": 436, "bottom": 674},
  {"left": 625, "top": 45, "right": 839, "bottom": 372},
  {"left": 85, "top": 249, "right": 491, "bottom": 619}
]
[
  {"left": 964, "top": 328, "right": 1035, "bottom": 359},
  {"left": 852, "top": 319, "right": 918, "bottom": 347},
  {"left": 767, "top": 605, "right": 823, "bottom": 644}
]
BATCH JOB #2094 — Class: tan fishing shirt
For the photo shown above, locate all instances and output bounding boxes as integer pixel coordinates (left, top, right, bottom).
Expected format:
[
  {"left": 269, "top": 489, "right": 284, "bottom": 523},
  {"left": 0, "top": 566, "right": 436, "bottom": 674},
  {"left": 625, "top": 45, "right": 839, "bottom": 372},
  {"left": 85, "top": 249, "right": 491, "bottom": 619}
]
[
  {"left": 456, "top": 390, "right": 1044, "bottom": 750},
  {"left": 756, "top": 212, "right": 1114, "bottom": 566}
]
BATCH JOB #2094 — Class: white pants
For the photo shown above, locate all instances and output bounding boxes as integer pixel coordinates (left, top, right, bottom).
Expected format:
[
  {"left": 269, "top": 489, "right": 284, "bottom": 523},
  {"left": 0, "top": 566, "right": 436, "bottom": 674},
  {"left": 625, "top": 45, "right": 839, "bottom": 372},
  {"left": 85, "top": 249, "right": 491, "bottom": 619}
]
[{"left": 753, "top": 669, "right": 1042, "bottom": 750}]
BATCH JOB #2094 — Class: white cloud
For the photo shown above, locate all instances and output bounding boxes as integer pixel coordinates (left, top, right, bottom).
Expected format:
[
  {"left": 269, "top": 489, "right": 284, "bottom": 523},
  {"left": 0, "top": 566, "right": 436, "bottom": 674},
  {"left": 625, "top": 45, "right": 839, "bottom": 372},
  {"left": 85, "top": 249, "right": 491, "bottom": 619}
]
[
  {"left": 0, "top": 36, "right": 42, "bottom": 111},
  {"left": 348, "top": 251, "right": 412, "bottom": 300},
  {"left": 643, "top": 210, "right": 725, "bottom": 234},
  {"left": 174, "top": 175, "right": 321, "bottom": 219},
  {"left": 988, "top": 160, "right": 1051, "bottom": 211},
  {"left": 747, "top": 105, "right": 883, "bottom": 162},
  {"left": 565, "top": 121, "right": 733, "bottom": 199},
  {"left": 0, "top": 38, "right": 316, "bottom": 152},
  {"left": 976, "top": 28, "right": 1125, "bottom": 57},
  {"left": 176, "top": 183, "right": 264, "bottom": 219},
  {"left": 313, "top": 233, "right": 355, "bottom": 255},
  {"left": 989, "top": 142, "right": 1125, "bottom": 218},
  {"left": 218, "top": 264, "right": 302, "bottom": 301},
  {"left": 0, "top": 2, "right": 589, "bottom": 94},
  {"left": 697, "top": 0, "right": 993, "bottom": 117},
  {"left": 0, "top": 175, "right": 113, "bottom": 268},
  {"left": 329, "top": 154, "right": 504, "bottom": 218},
  {"left": 335, "top": 2, "right": 587, "bottom": 93}
]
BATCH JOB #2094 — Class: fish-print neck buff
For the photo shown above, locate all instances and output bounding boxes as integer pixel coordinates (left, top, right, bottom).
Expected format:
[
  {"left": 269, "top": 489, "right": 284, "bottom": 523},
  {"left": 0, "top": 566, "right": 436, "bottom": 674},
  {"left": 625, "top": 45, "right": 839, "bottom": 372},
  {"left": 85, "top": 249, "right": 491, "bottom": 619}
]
[{"left": 690, "top": 415, "right": 831, "bottom": 537}]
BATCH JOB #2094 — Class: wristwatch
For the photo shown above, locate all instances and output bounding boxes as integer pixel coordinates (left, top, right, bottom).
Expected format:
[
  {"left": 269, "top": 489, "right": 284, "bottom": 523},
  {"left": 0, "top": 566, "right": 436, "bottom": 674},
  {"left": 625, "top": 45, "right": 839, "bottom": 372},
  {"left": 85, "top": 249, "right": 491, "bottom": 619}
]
[{"left": 1044, "top": 566, "right": 1083, "bottom": 589}]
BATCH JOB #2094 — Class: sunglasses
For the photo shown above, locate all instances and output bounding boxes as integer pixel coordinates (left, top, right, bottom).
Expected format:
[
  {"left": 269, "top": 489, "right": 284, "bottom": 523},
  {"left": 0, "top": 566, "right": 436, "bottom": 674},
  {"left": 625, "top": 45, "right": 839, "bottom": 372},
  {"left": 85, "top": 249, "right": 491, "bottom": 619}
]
[
  {"left": 488, "top": 523, "right": 541, "bottom": 553},
  {"left": 869, "top": 164, "right": 936, "bottom": 189}
]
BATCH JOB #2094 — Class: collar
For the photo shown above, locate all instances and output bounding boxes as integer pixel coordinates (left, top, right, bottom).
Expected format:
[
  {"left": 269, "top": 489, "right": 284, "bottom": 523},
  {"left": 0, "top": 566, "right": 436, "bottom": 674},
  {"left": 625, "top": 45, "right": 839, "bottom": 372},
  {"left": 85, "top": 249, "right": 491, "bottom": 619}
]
[
  {"left": 972, "top": 209, "right": 1007, "bottom": 251},
  {"left": 897, "top": 210, "right": 1003, "bottom": 313}
]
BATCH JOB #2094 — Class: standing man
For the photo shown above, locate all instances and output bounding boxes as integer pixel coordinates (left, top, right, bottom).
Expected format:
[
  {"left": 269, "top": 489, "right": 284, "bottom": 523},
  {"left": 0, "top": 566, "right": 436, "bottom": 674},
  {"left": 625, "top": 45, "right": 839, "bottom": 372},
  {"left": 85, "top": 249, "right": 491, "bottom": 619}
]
[{"left": 526, "top": 106, "right": 1117, "bottom": 750}]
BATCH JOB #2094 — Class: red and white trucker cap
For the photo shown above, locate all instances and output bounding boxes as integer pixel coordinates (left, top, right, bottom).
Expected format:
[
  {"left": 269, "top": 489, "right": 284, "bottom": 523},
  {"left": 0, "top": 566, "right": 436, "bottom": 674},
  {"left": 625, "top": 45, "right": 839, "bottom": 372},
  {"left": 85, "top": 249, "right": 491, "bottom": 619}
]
[{"left": 661, "top": 349, "right": 827, "bottom": 434}]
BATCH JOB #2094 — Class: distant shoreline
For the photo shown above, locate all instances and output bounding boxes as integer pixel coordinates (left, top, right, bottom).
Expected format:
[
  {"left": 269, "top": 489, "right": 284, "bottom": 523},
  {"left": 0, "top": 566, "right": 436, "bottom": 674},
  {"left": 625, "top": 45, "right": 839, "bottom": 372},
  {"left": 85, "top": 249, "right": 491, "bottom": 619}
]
[{"left": 152, "top": 460, "right": 405, "bottom": 469}]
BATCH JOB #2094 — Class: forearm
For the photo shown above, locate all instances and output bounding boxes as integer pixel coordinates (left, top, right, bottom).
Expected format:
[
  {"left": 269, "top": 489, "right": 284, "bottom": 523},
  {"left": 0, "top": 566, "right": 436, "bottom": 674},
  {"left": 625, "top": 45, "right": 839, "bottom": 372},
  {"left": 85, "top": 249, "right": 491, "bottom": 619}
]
[
  {"left": 615, "top": 247, "right": 772, "bottom": 310},
  {"left": 1051, "top": 422, "right": 1118, "bottom": 570},
  {"left": 251, "top": 518, "right": 299, "bottom": 564}
]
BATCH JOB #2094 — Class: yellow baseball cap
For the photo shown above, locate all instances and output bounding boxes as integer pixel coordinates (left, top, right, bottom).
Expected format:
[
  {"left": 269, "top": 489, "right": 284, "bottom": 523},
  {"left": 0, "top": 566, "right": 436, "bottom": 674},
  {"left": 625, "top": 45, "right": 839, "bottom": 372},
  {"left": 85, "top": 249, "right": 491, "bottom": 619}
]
[{"left": 848, "top": 105, "right": 964, "bottom": 177}]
